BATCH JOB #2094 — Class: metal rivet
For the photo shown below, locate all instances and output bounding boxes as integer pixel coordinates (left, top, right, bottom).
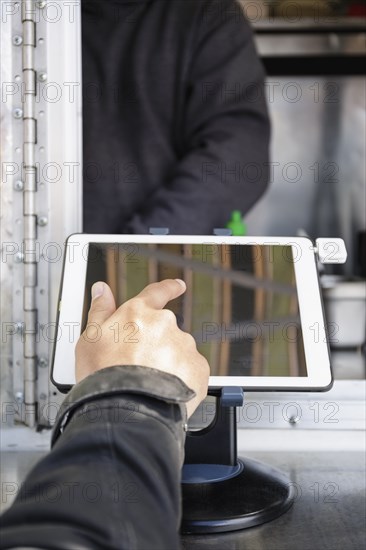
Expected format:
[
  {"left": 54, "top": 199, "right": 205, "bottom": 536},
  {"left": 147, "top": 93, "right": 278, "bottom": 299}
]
[
  {"left": 13, "top": 108, "right": 23, "bottom": 119},
  {"left": 38, "top": 357, "right": 48, "bottom": 368},
  {"left": 38, "top": 216, "right": 48, "bottom": 227},
  {"left": 38, "top": 72, "right": 47, "bottom": 83},
  {"left": 39, "top": 393, "right": 47, "bottom": 400},
  {"left": 288, "top": 415, "right": 301, "bottom": 425},
  {"left": 13, "top": 180, "right": 24, "bottom": 191},
  {"left": 14, "top": 252, "right": 24, "bottom": 263},
  {"left": 13, "top": 35, "right": 23, "bottom": 46},
  {"left": 36, "top": 0, "right": 47, "bottom": 8}
]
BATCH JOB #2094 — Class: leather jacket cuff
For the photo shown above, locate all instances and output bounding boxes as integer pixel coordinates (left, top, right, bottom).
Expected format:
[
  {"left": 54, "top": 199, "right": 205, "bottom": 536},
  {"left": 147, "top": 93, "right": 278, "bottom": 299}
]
[{"left": 52, "top": 365, "right": 195, "bottom": 446}]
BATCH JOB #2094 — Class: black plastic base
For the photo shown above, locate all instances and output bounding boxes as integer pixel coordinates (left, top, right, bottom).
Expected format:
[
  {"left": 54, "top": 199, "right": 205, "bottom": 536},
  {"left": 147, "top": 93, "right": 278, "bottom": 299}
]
[{"left": 181, "top": 457, "right": 295, "bottom": 534}]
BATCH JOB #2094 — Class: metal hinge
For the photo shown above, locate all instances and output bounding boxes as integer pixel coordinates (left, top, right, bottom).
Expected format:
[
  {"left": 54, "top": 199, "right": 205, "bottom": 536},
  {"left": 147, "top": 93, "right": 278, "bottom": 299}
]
[
  {"left": 8, "top": 0, "right": 82, "bottom": 428},
  {"left": 14, "top": 1, "right": 40, "bottom": 427}
]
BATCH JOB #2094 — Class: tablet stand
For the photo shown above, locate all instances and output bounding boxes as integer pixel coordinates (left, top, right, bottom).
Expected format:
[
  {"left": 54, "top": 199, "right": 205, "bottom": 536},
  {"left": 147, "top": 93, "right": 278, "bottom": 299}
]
[
  {"left": 181, "top": 387, "right": 295, "bottom": 534},
  {"left": 148, "top": 228, "right": 295, "bottom": 534}
]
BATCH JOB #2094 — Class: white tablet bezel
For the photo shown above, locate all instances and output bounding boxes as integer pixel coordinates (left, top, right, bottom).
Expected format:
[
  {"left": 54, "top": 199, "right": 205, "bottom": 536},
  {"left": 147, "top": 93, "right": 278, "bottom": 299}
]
[{"left": 51, "top": 234, "right": 333, "bottom": 392}]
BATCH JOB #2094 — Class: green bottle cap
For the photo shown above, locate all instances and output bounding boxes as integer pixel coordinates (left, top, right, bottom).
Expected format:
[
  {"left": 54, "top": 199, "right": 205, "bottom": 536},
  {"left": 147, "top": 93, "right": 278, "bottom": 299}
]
[{"left": 226, "top": 210, "right": 246, "bottom": 236}]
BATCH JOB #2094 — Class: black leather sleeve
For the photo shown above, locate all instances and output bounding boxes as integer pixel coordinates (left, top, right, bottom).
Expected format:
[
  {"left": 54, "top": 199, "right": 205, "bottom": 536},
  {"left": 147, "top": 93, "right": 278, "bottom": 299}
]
[{"left": 0, "top": 366, "right": 196, "bottom": 550}]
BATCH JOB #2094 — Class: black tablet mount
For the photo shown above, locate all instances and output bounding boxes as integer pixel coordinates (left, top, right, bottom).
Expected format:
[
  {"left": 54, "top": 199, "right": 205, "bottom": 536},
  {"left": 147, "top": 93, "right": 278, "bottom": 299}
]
[
  {"left": 181, "top": 387, "right": 295, "bottom": 534},
  {"left": 149, "top": 228, "right": 295, "bottom": 534}
]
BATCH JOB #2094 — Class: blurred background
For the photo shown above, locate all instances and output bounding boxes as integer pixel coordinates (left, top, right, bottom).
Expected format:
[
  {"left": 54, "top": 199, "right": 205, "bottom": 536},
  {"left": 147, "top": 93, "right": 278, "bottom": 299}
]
[
  {"left": 242, "top": 0, "right": 365, "bottom": 276},
  {"left": 242, "top": 0, "right": 366, "bottom": 382}
]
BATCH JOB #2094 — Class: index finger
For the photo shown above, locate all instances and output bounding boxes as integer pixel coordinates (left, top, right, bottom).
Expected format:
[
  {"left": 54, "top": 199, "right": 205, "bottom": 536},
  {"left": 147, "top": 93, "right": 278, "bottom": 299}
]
[{"left": 135, "top": 279, "right": 186, "bottom": 310}]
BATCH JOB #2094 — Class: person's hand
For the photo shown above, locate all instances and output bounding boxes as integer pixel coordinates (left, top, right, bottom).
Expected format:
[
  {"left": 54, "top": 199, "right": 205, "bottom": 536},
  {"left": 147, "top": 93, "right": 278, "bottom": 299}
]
[{"left": 75, "top": 279, "right": 210, "bottom": 418}]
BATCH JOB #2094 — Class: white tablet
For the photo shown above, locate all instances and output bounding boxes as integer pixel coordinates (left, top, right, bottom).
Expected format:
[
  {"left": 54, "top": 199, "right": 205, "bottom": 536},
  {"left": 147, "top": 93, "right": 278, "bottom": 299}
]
[{"left": 51, "top": 235, "right": 333, "bottom": 392}]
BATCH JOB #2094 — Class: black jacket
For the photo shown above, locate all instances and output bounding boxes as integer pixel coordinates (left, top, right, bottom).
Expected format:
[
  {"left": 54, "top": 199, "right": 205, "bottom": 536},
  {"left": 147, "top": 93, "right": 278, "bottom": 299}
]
[
  {"left": 0, "top": 366, "right": 195, "bottom": 549},
  {"left": 82, "top": 0, "right": 270, "bottom": 234}
]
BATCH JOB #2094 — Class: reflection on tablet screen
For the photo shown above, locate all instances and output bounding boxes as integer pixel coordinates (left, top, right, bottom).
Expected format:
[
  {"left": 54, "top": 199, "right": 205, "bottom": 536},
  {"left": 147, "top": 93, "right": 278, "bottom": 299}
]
[{"left": 82, "top": 243, "right": 306, "bottom": 378}]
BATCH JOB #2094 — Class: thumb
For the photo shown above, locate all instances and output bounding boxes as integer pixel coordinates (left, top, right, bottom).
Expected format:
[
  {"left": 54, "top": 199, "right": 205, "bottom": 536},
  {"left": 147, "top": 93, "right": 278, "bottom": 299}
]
[{"left": 87, "top": 282, "right": 116, "bottom": 327}]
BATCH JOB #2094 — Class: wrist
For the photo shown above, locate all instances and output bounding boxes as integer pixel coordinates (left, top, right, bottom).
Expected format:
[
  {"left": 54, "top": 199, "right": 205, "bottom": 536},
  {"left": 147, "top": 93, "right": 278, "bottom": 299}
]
[{"left": 52, "top": 365, "right": 195, "bottom": 446}]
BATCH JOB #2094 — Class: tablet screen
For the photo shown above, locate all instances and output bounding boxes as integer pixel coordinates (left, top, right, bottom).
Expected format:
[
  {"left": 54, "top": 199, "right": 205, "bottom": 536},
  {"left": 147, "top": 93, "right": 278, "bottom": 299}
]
[{"left": 81, "top": 243, "right": 306, "bottom": 378}]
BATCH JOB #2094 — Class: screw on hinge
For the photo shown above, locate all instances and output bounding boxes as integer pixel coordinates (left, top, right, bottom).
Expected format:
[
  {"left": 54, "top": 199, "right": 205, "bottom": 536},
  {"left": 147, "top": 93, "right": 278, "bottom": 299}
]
[
  {"left": 15, "top": 322, "right": 24, "bottom": 334},
  {"left": 13, "top": 180, "right": 24, "bottom": 191},
  {"left": 38, "top": 72, "right": 47, "bottom": 83},
  {"left": 14, "top": 252, "right": 24, "bottom": 263},
  {"left": 13, "top": 35, "right": 23, "bottom": 46},
  {"left": 13, "top": 108, "right": 23, "bottom": 119},
  {"left": 38, "top": 357, "right": 48, "bottom": 368},
  {"left": 15, "top": 391, "right": 24, "bottom": 403},
  {"left": 36, "top": 0, "right": 47, "bottom": 8},
  {"left": 37, "top": 216, "right": 48, "bottom": 227}
]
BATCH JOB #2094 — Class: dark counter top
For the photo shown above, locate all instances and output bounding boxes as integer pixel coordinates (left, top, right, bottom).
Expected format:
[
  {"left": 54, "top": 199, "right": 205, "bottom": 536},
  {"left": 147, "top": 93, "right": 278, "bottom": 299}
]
[{"left": 181, "top": 451, "right": 365, "bottom": 550}]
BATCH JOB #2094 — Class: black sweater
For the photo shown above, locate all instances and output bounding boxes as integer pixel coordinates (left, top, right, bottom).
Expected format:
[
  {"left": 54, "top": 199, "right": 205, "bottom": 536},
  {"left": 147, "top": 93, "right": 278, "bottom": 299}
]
[{"left": 82, "top": 0, "right": 270, "bottom": 234}]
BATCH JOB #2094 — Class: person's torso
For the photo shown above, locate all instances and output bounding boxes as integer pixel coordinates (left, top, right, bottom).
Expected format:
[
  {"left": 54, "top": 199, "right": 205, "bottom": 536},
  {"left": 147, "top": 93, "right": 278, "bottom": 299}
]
[{"left": 82, "top": 0, "right": 203, "bottom": 232}]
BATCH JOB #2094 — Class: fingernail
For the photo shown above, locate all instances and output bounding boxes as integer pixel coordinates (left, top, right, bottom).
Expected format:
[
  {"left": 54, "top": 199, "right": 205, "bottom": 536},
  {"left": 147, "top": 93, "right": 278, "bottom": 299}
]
[
  {"left": 175, "top": 279, "right": 186, "bottom": 289},
  {"left": 91, "top": 282, "right": 104, "bottom": 300}
]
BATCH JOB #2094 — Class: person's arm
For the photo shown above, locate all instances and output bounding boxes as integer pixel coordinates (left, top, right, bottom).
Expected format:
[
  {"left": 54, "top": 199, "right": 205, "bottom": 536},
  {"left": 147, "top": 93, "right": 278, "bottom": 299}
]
[
  {"left": 0, "top": 280, "right": 209, "bottom": 550},
  {"left": 123, "top": 0, "right": 270, "bottom": 235}
]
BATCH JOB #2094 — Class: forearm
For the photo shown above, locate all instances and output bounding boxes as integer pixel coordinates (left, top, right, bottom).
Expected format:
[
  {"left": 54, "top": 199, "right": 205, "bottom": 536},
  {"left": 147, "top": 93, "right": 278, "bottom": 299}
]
[
  {"left": 123, "top": 129, "right": 269, "bottom": 235},
  {"left": 0, "top": 366, "right": 193, "bottom": 550},
  {"left": 123, "top": 89, "right": 270, "bottom": 236}
]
